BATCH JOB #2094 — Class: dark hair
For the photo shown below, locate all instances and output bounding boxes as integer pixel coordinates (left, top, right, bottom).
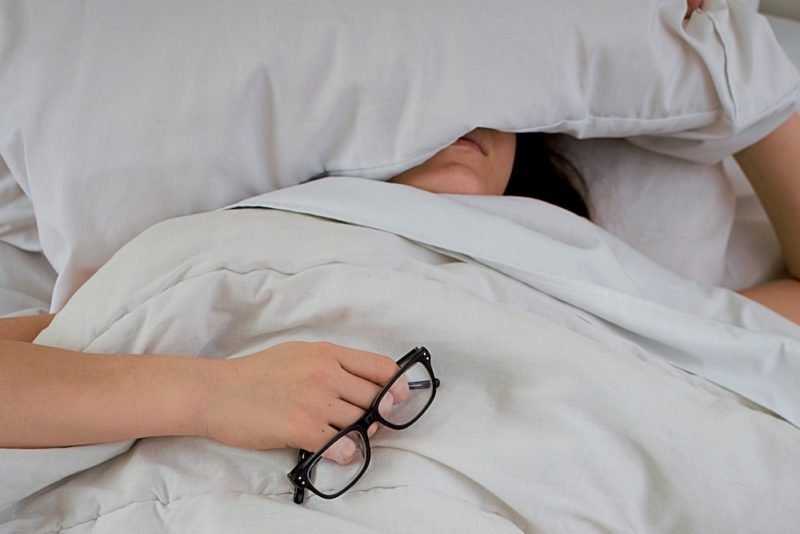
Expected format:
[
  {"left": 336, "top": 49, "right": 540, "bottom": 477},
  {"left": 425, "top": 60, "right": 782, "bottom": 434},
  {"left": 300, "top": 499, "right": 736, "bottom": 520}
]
[{"left": 504, "top": 133, "right": 590, "bottom": 219}]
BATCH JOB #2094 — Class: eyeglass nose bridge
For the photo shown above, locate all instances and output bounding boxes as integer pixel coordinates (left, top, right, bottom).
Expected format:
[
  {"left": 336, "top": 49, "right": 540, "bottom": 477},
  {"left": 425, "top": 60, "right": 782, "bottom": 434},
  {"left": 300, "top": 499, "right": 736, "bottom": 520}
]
[
  {"left": 357, "top": 394, "right": 396, "bottom": 429},
  {"left": 362, "top": 411, "right": 380, "bottom": 428}
]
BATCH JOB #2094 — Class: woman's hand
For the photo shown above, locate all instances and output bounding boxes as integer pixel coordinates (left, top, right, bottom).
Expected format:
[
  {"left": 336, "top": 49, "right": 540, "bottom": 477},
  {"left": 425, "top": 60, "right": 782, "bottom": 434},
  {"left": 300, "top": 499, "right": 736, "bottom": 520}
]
[
  {"left": 0, "top": 339, "right": 401, "bottom": 451},
  {"left": 200, "top": 342, "right": 400, "bottom": 456}
]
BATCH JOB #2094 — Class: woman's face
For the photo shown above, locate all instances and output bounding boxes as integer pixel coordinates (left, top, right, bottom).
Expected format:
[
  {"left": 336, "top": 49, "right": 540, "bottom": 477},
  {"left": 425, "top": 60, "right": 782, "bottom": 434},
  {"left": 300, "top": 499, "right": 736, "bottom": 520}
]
[{"left": 389, "top": 128, "right": 516, "bottom": 195}]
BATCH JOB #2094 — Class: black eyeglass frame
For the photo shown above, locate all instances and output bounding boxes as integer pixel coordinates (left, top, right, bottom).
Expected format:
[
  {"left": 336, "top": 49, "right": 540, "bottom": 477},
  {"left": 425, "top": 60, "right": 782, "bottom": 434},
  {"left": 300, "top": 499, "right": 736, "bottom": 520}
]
[{"left": 287, "top": 346, "right": 440, "bottom": 504}]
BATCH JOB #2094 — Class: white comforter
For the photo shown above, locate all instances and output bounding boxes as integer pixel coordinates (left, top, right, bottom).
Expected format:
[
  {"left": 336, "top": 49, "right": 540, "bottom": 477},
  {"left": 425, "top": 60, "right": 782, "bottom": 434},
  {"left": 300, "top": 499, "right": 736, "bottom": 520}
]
[{"left": 2, "top": 179, "right": 799, "bottom": 533}]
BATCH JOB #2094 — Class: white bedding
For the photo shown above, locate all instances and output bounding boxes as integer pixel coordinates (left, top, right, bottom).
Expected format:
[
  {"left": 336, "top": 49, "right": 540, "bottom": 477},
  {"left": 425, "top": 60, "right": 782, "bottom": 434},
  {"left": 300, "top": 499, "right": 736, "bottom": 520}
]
[
  {"left": 0, "top": 242, "right": 53, "bottom": 318},
  {"left": 0, "top": 5, "right": 798, "bottom": 316},
  {"left": 3, "top": 179, "right": 799, "bottom": 532},
  {"left": 2, "top": 0, "right": 797, "bottom": 310},
  {"left": 0, "top": 163, "right": 54, "bottom": 316},
  {"left": 0, "top": 153, "right": 55, "bottom": 316},
  {"left": 1, "top": 8, "right": 800, "bottom": 532}
]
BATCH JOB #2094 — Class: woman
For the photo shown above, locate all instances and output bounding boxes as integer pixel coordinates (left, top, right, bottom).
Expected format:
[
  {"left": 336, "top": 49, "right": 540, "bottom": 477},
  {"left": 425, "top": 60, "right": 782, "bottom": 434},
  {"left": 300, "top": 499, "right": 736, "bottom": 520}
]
[
  {"left": 1, "top": 113, "right": 798, "bottom": 456},
  {"left": 391, "top": 123, "right": 800, "bottom": 325}
]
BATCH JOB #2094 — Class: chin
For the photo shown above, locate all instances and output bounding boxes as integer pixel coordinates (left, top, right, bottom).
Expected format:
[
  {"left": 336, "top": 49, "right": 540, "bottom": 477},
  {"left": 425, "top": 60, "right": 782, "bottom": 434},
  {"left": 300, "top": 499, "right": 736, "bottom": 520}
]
[
  {"left": 426, "top": 163, "right": 488, "bottom": 195},
  {"left": 391, "top": 159, "right": 493, "bottom": 195}
]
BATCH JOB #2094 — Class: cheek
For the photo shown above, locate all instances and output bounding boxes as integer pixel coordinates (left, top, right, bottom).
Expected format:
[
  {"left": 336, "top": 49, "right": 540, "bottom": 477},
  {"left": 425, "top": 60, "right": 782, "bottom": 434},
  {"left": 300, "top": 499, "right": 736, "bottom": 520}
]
[{"left": 412, "top": 162, "right": 487, "bottom": 194}]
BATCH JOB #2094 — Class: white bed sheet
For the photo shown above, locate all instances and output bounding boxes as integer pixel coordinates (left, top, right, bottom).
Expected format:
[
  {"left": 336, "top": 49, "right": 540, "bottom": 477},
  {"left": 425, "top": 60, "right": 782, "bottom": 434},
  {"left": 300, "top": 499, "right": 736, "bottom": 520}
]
[{"left": 3, "top": 179, "right": 799, "bottom": 532}]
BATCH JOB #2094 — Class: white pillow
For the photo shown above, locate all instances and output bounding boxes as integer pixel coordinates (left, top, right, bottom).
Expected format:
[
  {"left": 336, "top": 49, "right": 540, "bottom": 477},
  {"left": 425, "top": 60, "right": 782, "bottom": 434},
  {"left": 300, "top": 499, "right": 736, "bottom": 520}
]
[
  {"left": 0, "top": 242, "right": 55, "bottom": 317},
  {"left": 0, "top": 159, "right": 40, "bottom": 252},
  {"left": 550, "top": 136, "right": 736, "bottom": 287},
  {"left": 0, "top": 0, "right": 797, "bottom": 310}
]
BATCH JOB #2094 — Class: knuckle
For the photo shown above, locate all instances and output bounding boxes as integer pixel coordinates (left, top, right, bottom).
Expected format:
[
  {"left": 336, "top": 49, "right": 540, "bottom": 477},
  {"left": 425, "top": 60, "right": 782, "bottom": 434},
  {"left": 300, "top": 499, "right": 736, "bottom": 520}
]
[{"left": 378, "top": 355, "right": 399, "bottom": 380}]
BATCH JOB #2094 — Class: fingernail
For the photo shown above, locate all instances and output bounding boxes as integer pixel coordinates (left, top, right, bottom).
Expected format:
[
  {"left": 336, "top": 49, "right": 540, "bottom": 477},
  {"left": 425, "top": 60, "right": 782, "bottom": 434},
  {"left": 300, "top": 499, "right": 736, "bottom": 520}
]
[
  {"left": 379, "top": 391, "right": 395, "bottom": 417},
  {"left": 323, "top": 436, "right": 356, "bottom": 465},
  {"left": 390, "top": 377, "right": 409, "bottom": 404}
]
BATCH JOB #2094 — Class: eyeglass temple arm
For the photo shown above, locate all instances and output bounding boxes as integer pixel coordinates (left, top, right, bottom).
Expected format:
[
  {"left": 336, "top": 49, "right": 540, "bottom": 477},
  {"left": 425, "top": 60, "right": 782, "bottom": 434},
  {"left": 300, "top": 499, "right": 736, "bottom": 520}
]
[{"left": 408, "top": 378, "right": 440, "bottom": 390}]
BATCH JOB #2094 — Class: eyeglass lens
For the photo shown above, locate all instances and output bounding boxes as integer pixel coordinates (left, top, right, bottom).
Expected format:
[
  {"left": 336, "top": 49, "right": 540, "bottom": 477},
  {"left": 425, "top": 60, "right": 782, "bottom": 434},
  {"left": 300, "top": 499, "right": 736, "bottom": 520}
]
[
  {"left": 308, "top": 430, "right": 368, "bottom": 496},
  {"left": 306, "top": 361, "right": 435, "bottom": 497},
  {"left": 379, "top": 361, "right": 435, "bottom": 427}
]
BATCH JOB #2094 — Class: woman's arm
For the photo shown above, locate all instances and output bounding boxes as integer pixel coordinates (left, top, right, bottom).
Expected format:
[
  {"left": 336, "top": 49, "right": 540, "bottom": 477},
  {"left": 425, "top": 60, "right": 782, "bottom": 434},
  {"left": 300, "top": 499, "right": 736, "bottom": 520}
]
[
  {"left": 0, "top": 314, "right": 54, "bottom": 342},
  {"left": 0, "top": 339, "right": 211, "bottom": 447},
  {"left": 0, "top": 338, "right": 397, "bottom": 450},
  {"left": 735, "top": 113, "right": 800, "bottom": 323}
]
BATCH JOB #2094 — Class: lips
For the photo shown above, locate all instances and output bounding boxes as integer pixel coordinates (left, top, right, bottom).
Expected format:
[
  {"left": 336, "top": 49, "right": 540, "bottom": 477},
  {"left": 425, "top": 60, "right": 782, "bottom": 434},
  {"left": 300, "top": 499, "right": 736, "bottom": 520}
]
[
  {"left": 453, "top": 137, "right": 482, "bottom": 153},
  {"left": 453, "top": 131, "right": 487, "bottom": 155}
]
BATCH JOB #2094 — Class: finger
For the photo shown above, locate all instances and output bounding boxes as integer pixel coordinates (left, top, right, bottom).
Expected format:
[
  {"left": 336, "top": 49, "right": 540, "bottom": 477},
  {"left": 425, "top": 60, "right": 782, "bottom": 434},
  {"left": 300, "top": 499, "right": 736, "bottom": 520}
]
[
  {"left": 337, "top": 372, "right": 384, "bottom": 410},
  {"left": 322, "top": 435, "right": 359, "bottom": 465},
  {"left": 300, "top": 423, "right": 345, "bottom": 455},
  {"left": 378, "top": 391, "right": 395, "bottom": 419},
  {"left": 389, "top": 375, "right": 410, "bottom": 405},
  {"left": 336, "top": 347, "right": 399, "bottom": 386},
  {"left": 367, "top": 423, "right": 379, "bottom": 437},
  {"left": 326, "top": 398, "right": 368, "bottom": 430}
]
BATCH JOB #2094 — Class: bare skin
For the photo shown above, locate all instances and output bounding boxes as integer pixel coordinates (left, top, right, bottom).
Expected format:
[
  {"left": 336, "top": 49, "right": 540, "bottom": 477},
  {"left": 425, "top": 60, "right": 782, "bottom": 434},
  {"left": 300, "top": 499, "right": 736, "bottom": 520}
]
[
  {"left": 390, "top": 128, "right": 516, "bottom": 195},
  {"left": 734, "top": 114, "right": 800, "bottom": 323},
  {"left": 0, "top": 314, "right": 53, "bottom": 343},
  {"left": 0, "top": 337, "right": 397, "bottom": 452}
]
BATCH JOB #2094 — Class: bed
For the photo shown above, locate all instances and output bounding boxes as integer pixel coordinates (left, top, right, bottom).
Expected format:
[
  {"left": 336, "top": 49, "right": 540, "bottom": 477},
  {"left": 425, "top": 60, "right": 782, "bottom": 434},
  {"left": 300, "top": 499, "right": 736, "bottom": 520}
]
[{"left": 1, "top": 1, "right": 800, "bottom": 532}]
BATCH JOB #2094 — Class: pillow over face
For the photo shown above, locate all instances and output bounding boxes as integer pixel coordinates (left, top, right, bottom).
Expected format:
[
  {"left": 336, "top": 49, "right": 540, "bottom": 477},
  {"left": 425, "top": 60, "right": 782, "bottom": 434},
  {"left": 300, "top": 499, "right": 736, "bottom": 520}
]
[{"left": 0, "top": 0, "right": 797, "bottom": 309}]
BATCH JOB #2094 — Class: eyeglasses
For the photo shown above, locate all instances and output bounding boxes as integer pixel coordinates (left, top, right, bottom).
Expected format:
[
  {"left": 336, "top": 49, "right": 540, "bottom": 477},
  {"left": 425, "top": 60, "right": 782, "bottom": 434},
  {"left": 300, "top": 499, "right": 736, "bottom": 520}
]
[{"left": 287, "top": 346, "right": 440, "bottom": 504}]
